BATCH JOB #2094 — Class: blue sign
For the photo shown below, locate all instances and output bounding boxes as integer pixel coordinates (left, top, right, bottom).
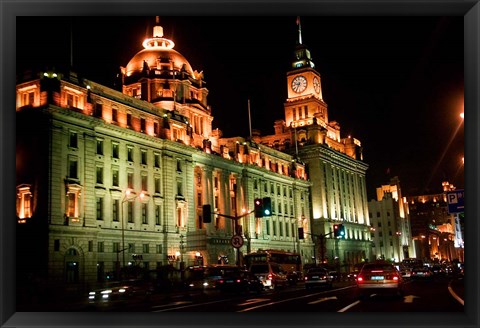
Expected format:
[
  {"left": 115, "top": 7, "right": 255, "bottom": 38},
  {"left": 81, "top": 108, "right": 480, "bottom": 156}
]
[{"left": 446, "top": 189, "right": 464, "bottom": 214}]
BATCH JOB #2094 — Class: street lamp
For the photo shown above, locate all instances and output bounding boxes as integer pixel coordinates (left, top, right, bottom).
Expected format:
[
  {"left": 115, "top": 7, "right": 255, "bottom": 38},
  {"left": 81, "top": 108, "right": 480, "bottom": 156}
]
[{"left": 119, "top": 189, "right": 144, "bottom": 279}]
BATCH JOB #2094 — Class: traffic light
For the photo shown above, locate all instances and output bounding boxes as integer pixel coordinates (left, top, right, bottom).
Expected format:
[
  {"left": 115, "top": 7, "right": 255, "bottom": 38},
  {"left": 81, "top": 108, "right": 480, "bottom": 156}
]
[
  {"left": 338, "top": 224, "right": 345, "bottom": 238},
  {"left": 254, "top": 198, "right": 264, "bottom": 217},
  {"left": 298, "top": 227, "right": 304, "bottom": 239},
  {"left": 262, "top": 197, "right": 272, "bottom": 217},
  {"left": 202, "top": 204, "right": 212, "bottom": 223}
]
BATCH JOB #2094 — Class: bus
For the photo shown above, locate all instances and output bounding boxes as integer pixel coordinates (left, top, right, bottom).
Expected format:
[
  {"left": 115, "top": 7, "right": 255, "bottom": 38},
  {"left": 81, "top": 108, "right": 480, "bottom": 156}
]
[{"left": 243, "top": 249, "right": 303, "bottom": 284}]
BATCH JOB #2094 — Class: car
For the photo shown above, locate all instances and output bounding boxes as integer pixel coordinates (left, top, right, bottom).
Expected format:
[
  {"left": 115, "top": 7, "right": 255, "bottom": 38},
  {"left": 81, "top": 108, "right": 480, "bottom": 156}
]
[
  {"left": 186, "top": 265, "right": 239, "bottom": 293},
  {"left": 87, "top": 279, "right": 154, "bottom": 308},
  {"left": 216, "top": 269, "right": 264, "bottom": 294},
  {"left": 249, "top": 262, "right": 289, "bottom": 290},
  {"left": 347, "top": 263, "right": 366, "bottom": 281},
  {"left": 355, "top": 261, "right": 404, "bottom": 299},
  {"left": 431, "top": 264, "right": 445, "bottom": 276},
  {"left": 411, "top": 266, "right": 433, "bottom": 280},
  {"left": 304, "top": 267, "right": 333, "bottom": 290},
  {"left": 394, "top": 263, "right": 412, "bottom": 279}
]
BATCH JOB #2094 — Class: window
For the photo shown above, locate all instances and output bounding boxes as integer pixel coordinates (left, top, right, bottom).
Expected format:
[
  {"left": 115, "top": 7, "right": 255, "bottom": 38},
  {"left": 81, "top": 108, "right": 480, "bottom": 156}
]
[
  {"left": 88, "top": 240, "right": 93, "bottom": 252},
  {"left": 69, "top": 131, "right": 78, "bottom": 148},
  {"left": 266, "top": 220, "right": 270, "bottom": 235},
  {"left": 304, "top": 106, "right": 308, "bottom": 118},
  {"left": 67, "top": 92, "right": 79, "bottom": 108},
  {"left": 177, "top": 181, "right": 183, "bottom": 197},
  {"left": 96, "top": 139, "right": 103, "bottom": 155},
  {"left": 112, "top": 168, "right": 119, "bottom": 187},
  {"left": 94, "top": 103, "right": 103, "bottom": 118},
  {"left": 143, "top": 244, "right": 149, "bottom": 253},
  {"left": 141, "top": 150, "right": 147, "bottom": 165},
  {"left": 112, "top": 199, "right": 119, "bottom": 221},
  {"left": 68, "top": 158, "right": 78, "bottom": 179},
  {"left": 156, "top": 245, "right": 162, "bottom": 254},
  {"left": 127, "top": 202, "right": 133, "bottom": 223},
  {"left": 127, "top": 146, "right": 134, "bottom": 162},
  {"left": 96, "top": 166, "right": 103, "bottom": 184},
  {"left": 129, "top": 243, "right": 135, "bottom": 253},
  {"left": 155, "top": 205, "right": 161, "bottom": 225},
  {"left": 176, "top": 160, "right": 182, "bottom": 172},
  {"left": 127, "top": 172, "right": 133, "bottom": 189},
  {"left": 141, "top": 175, "right": 147, "bottom": 191},
  {"left": 66, "top": 184, "right": 81, "bottom": 218},
  {"left": 154, "top": 153, "right": 160, "bottom": 168},
  {"left": 292, "top": 108, "right": 296, "bottom": 121},
  {"left": 96, "top": 197, "right": 103, "bottom": 220},
  {"left": 154, "top": 177, "right": 161, "bottom": 194},
  {"left": 19, "top": 89, "right": 35, "bottom": 107},
  {"left": 16, "top": 185, "right": 32, "bottom": 219},
  {"left": 279, "top": 220, "right": 283, "bottom": 236},
  {"left": 142, "top": 203, "right": 148, "bottom": 224},
  {"left": 98, "top": 241, "right": 104, "bottom": 253},
  {"left": 54, "top": 240, "right": 60, "bottom": 251},
  {"left": 112, "top": 143, "right": 119, "bottom": 159},
  {"left": 154, "top": 122, "right": 159, "bottom": 135},
  {"left": 113, "top": 242, "right": 120, "bottom": 253},
  {"left": 214, "top": 176, "right": 219, "bottom": 189},
  {"left": 127, "top": 113, "right": 132, "bottom": 127},
  {"left": 112, "top": 108, "right": 118, "bottom": 122},
  {"left": 273, "top": 220, "right": 277, "bottom": 236},
  {"left": 140, "top": 118, "right": 146, "bottom": 132}
]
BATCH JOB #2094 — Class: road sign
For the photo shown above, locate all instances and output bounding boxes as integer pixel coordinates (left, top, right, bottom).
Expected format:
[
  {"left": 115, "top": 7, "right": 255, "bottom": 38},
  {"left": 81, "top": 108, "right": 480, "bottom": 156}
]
[
  {"left": 446, "top": 189, "right": 464, "bottom": 214},
  {"left": 231, "top": 235, "right": 244, "bottom": 248}
]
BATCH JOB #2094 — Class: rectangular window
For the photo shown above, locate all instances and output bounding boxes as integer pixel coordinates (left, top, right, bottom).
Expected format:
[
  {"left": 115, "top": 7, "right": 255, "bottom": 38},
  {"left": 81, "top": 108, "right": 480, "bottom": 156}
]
[
  {"left": 112, "top": 168, "right": 119, "bottom": 187},
  {"left": 140, "top": 118, "right": 146, "bottom": 132},
  {"left": 141, "top": 175, "right": 147, "bottom": 191},
  {"left": 214, "top": 177, "right": 218, "bottom": 189},
  {"left": 127, "top": 202, "right": 133, "bottom": 223},
  {"left": 68, "top": 159, "right": 78, "bottom": 179},
  {"left": 141, "top": 150, "right": 147, "bottom": 165},
  {"left": 273, "top": 220, "right": 277, "bottom": 236},
  {"left": 156, "top": 245, "right": 162, "bottom": 254},
  {"left": 67, "top": 192, "right": 76, "bottom": 217},
  {"left": 113, "top": 242, "right": 120, "bottom": 253},
  {"left": 292, "top": 108, "right": 296, "bottom": 121},
  {"left": 54, "top": 239, "right": 60, "bottom": 251},
  {"left": 112, "top": 199, "right": 119, "bottom": 221},
  {"left": 94, "top": 103, "right": 103, "bottom": 118},
  {"left": 96, "top": 139, "right": 103, "bottom": 155},
  {"left": 279, "top": 221, "right": 283, "bottom": 237},
  {"left": 154, "top": 153, "right": 160, "bottom": 168},
  {"left": 304, "top": 105, "right": 308, "bottom": 118},
  {"left": 67, "top": 93, "right": 79, "bottom": 108},
  {"left": 88, "top": 240, "right": 93, "bottom": 252},
  {"left": 127, "top": 172, "right": 133, "bottom": 189},
  {"left": 98, "top": 241, "right": 104, "bottom": 253},
  {"left": 112, "top": 143, "right": 119, "bottom": 159},
  {"left": 177, "top": 181, "right": 183, "bottom": 196},
  {"left": 142, "top": 203, "right": 148, "bottom": 224},
  {"left": 112, "top": 108, "right": 118, "bottom": 122},
  {"left": 96, "top": 197, "right": 103, "bottom": 220},
  {"left": 69, "top": 131, "right": 78, "bottom": 148},
  {"left": 143, "top": 244, "right": 149, "bottom": 253},
  {"left": 96, "top": 166, "right": 103, "bottom": 184},
  {"left": 154, "top": 177, "right": 161, "bottom": 194},
  {"left": 266, "top": 220, "right": 270, "bottom": 235},
  {"left": 127, "top": 147, "right": 134, "bottom": 162},
  {"left": 129, "top": 243, "right": 135, "bottom": 253},
  {"left": 155, "top": 205, "right": 161, "bottom": 225},
  {"left": 154, "top": 122, "right": 159, "bottom": 135},
  {"left": 127, "top": 113, "right": 132, "bottom": 127}
]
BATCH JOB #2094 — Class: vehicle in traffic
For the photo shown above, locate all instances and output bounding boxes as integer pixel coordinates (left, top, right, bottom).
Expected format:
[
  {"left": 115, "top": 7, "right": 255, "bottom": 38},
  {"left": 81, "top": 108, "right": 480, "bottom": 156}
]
[
  {"left": 410, "top": 266, "right": 433, "bottom": 280},
  {"left": 402, "top": 258, "right": 423, "bottom": 269},
  {"left": 394, "top": 263, "right": 412, "bottom": 279},
  {"left": 87, "top": 279, "right": 154, "bottom": 308},
  {"left": 347, "top": 263, "right": 366, "bottom": 281},
  {"left": 185, "top": 264, "right": 239, "bottom": 293},
  {"left": 304, "top": 267, "right": 333, "bottom": 290},
  {"left": 249, "top": 262, "right": 289, "bottom": 290},
  {"left": 355, "top": 261, "right": 404, "bottom": 299},
  {"left": 431, "top": 264, "right": 445, "bottom": 276},
  {"left": 216, "top": 269, "right": 264, "bottom": 294},
  {"left": 244, "top": 249, "right": 302, "bottom": 285}
]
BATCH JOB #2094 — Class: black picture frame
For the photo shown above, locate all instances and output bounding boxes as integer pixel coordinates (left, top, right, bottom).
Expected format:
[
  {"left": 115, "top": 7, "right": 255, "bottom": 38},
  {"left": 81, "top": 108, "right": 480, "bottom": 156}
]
[{"left": 3, "top": 1, "right": 478, "bottom": 328}]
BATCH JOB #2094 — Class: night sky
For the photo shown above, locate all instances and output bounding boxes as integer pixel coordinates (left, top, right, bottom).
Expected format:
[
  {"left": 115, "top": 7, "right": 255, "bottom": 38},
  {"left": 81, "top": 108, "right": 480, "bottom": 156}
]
[{"left": 16, "top": 16, "right": 464, "bottom": 199}]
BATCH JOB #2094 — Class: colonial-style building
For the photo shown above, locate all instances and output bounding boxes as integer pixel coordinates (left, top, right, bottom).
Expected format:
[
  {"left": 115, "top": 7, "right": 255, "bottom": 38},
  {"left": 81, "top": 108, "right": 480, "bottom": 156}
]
[
  {"left": 368, "top": 176, "right": 416, "bottom": 262},
  {"left": 253, "top": 19, "right": 372, "bottom": 271},
  {"left": 16, "top": 18, "right": 313, "bottom": 292}
]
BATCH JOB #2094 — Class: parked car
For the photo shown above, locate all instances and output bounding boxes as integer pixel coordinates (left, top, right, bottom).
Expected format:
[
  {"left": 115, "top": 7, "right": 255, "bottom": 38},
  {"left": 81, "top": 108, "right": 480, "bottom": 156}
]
[
  {"left": 355, "top": 261, "right": 404, "bottom": 299},
  {"left": 217, "top": 269, "right": 264, "bottom": 294},
  {"left": 250, "top": 262, "right": 289, "bottom": 290},
  {"left": 411, "top": 266, "right": 433, "bottom": 280},
  {"left": 304, "top": 267, "right": 333, "bottom": 290}
]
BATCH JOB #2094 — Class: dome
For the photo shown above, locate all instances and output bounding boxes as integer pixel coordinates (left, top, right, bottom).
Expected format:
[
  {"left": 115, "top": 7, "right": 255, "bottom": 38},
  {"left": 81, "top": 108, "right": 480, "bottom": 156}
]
[{"left": 124, "top": 47, "right": 195, "bottom": 78}]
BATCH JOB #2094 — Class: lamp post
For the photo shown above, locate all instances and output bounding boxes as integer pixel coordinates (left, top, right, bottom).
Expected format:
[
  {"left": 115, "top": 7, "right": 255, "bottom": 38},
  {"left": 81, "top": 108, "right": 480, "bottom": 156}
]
[{"left": 119, "top": 189, "right": 144, "bottom": 279}]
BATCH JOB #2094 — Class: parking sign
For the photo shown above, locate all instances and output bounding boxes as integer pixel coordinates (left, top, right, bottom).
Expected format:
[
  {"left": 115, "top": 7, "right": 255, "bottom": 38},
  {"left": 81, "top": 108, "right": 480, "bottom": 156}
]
[{"left": 446, "top": 189, "right": 464, "bottom": 214}]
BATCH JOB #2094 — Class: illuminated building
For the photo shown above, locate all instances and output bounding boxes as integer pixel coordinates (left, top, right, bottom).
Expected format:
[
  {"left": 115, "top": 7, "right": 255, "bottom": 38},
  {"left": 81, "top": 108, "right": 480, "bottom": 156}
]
[
  {"left": 15, "top": 18, "right": 313, "bottom": 290},
  {"left": 405, "top": 181, "right": 463, "bottom": 263},
  {"left": 368, "top": 176, "right": 416, "bottom": 262},
  {"left": 254, "top": 18, "right": 372, "bottom": 270}
]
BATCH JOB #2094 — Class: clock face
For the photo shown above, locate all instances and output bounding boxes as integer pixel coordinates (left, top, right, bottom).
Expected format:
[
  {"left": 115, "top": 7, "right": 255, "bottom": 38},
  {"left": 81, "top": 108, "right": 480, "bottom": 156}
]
[
  {"left": 291, "top": 75, "right": 307, "bottom": 93},
  {"left": 313, "top": 76, "right": 320, "bottom": 94}
]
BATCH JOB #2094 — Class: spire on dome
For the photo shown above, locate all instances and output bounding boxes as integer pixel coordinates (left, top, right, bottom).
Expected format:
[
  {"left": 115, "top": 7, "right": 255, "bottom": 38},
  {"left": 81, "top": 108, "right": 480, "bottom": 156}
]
[
  {"left": 143, "top": 16, "right": 174, "bottom": 49},
  {"left": 296, "top": 16, "right": 302, "bottom": 45}
]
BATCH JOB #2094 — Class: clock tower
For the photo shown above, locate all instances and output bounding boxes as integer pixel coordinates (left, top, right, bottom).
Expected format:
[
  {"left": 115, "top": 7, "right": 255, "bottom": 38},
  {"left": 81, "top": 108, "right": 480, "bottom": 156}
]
[{"left": 284, "top": 17, "right": 328, "bottom": 129}]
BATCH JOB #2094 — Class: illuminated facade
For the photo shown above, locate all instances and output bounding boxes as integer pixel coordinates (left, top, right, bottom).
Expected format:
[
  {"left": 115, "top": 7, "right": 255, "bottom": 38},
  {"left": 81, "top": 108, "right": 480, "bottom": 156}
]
[
  {"left": 405, "top": 181, "right": 463, "bottom": 263},
  {"left": 254, "top": 19, "right": 372, "bottom": 270},
  {"left": 368, "top": 176, "right": 416, "bottom": 262},
  {"left": 16, "top": 19, "right": 313, "bottom": 288}
]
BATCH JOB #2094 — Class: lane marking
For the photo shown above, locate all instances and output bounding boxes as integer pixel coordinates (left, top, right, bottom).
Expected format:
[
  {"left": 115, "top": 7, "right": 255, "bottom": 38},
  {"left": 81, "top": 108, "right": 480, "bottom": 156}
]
[
  {"left": 337, "top": 300, "right": 360, "bottom": 312},
  {"left": 151, "top": 301, "right": 192, "bottom": 309},
  {"left": 238, "top": 298, "right": 270, "bottom": 306},
  {"left": 448, "top": 281, "right": 464, "bottom": 306},
  {"left": 308, "top": 296, "right": 337, "bottom": 304},
  {"left": 403, "top": 295, "right": 420, "bottom": 303},
  {"left": 152, "top": 298, "right": 226, "bottom": 312}
]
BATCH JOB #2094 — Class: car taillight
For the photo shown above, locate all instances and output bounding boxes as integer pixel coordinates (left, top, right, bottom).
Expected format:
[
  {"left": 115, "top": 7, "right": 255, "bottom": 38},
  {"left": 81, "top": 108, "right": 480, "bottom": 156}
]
[
  {"left": 357, "top": 276, "right": 364, "bottom": 283},
  {"left": 393, "top": 275, "right": 399, "bottom": 281},
  {"left": 218, "top": 279, "right": 224, "bottom": 284},
  {"left": 236, "top": 279, "right": 241, "bottom": 283},
  {"left": 268, "top": 274, "right": 273, "bottom": 280},
  {"left": 304, "top": 276, "right": 308, "bottom": 281}
]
